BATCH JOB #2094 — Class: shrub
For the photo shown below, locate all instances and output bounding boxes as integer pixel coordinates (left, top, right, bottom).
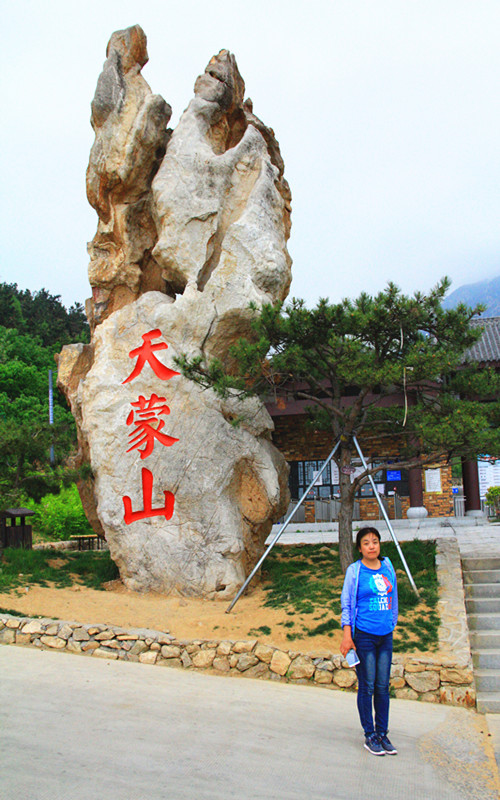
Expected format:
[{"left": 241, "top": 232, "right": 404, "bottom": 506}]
[
  {"left": 485, "top": 486, "right": 500, "bottom": 517},
  {"left": 26, "top": 484, "right": 94, "bottom": 540}
]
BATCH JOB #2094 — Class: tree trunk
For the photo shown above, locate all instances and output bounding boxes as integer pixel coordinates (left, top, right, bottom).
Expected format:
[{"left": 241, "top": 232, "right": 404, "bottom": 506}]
[{"left": 338, "top": 445, "right": 355, "bottom": 573}]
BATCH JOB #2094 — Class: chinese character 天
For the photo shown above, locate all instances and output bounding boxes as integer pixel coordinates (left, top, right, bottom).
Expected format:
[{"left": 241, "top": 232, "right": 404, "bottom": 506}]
[{"left": 122, "top": 329, "right": 180, "bottom": 384}]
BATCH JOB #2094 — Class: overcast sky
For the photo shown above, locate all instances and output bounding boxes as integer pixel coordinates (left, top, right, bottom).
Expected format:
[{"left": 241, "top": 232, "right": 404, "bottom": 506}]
[{"left": 1, "top": 0, "right": 499, "bottom": 310}]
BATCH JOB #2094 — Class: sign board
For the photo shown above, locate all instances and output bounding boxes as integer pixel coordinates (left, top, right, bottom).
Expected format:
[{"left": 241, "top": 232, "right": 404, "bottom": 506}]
[
  {"left": 478, "top": 457, "right": 500, "bottom": 499},
  {"left": 425, "top": 468, "right": 442, "bottom": 494},
  {"left": 350, "top": 464, "right": 366, "bottom": 483},
  {"left": 341, "top": 466, "right": 356, "bottom": 475},
  {"left": 312, "top": 470, "right": 323, "bottom": 486},
  {"left": 387, "top": 469, "right": 402, "bottom": 482}
]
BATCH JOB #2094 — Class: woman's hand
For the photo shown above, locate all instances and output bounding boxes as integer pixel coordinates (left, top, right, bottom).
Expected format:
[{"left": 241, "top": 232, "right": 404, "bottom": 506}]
[{"left": 340, "top": 626, "right": 355, "bottom": 658}]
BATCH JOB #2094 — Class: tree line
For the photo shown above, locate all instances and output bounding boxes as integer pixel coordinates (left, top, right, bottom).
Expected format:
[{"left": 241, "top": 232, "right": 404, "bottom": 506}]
[{"left": 0, "top": 282, "right": 89, "bottom": 506}]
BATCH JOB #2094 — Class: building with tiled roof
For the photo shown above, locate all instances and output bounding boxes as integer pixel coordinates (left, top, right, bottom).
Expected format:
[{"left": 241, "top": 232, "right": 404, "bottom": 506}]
[
  {"left": 268, "top": 316, "right": 500, "bottom": 523},
  {"left": 467, "top": 317, "right": 500, "bottom": 368}
]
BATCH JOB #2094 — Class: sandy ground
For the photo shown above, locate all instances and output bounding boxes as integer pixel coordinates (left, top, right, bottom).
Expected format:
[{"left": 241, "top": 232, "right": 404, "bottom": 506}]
[{"left": 0, "top": 580, "right": 344, "bottom": 655}]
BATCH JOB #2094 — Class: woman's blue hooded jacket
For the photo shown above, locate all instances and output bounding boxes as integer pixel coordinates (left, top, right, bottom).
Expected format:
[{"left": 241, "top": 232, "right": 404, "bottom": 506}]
[{"left": 340, "top": 556, "right": 398, "bottom": 634}]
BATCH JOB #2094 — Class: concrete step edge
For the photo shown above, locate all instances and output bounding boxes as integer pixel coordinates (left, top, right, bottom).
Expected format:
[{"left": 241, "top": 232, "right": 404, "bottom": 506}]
[
  {"left": 476, "top": 693, "right": 500, "bottom": 713},
  {"left": 465, "top": 584, "right": 500, "bottom": 593},
  {"left": 470, "top": 633, "right": 500, "bottom": 641},
  {"left": 474, "top": 668, "right": 500, "bottom": 677},
  {"left": 463, "top": 558, "right": 500, "bottom": 568},
  {"left": 472, "top": 650, "right": 500, "bottom": 658},
  {"left": 463, "top": 571, "right": 500, "bottom": 580},
  {"left": 466, "top": 598, "right": 500, "bottom": 605}
]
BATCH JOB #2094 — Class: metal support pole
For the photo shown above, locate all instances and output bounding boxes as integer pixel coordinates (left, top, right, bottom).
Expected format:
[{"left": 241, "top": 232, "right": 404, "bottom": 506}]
[
  {"left": 48, "top": 369, "right": 55, "bottom": 466},
  {"left": 226, "top": 440, "right": 341, "bottom": 613},
  {"left": 353, "top": 434, "right": 419, "bottom": 597}
]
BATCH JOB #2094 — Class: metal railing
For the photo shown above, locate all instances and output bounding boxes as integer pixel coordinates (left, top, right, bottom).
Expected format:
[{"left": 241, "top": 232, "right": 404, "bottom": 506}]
[
  {"left": 453, "top": 496, "right": 465, "bottom": 517},
  {"left": 280, "top": 500, "right": 306, "bottom": 523},
  {"left": 453, "top": 496, "right": 494, "bottom": 518},
  {"left": 278, "top": 497, "right": 362, "bottom": 523},
  {"left": 314, "top": 498, "right": 334, "bottom": 521},
  {"left": 393, "top": 493, "right": 403, "bottom": 520}
]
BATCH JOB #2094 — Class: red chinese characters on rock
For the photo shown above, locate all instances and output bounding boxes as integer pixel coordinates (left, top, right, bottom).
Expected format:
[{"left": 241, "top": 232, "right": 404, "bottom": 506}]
[
  {"left": 126, "top": 394, "right": 179, "bottom": 459},
  {"left": 122, "top": 329, "right": 180, "bottom": 384},
  {"left": 121, "top": 330, "right": 179, "bottom": 525},
  {"left": 123, "top": 467, "right": 175, "bottom": 524}
]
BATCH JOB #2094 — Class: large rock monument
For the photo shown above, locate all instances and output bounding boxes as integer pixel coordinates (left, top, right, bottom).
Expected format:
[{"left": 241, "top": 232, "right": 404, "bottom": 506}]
[{"left": 58, "top": 25, "right": 292, "bottom": 598}]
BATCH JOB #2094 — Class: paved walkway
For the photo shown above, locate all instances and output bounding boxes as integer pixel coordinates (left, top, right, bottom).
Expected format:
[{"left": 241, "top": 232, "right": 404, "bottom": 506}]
[
  {"left": 2, "top": 518, "right": 499, "bottom": 798},
  {"left": 1, "top": 645, "right": 499, "bottom": 800},
  {"left": 267, "top": 517, "right": 500, "bottom": 558},
  {"left": 268, "top": 517, "right": 500, "bottom": 772}
]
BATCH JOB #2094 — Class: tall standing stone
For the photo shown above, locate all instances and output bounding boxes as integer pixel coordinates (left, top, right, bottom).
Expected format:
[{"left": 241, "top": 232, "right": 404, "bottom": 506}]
[{"left": 58, "top": 26, "right": 292, "bottom": 597}]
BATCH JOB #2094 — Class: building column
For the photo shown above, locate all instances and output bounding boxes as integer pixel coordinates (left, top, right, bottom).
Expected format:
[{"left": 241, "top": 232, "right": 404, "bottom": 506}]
[
  {"left": 462, "top": 459, "right": 483, "bottom": 517},
  {"left": 406, "top": 466, "right": 428, "bottom": 519}
]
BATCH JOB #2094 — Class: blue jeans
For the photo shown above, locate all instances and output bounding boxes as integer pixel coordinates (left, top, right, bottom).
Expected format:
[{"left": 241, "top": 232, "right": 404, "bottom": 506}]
[{"left": 353, "top": 629, "right": 393, "bottom": 737}]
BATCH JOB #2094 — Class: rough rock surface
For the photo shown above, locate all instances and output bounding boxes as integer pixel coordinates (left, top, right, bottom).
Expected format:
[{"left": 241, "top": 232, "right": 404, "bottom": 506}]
[{"left": 58, "top": 26, "right": 292, "bottom": 597}]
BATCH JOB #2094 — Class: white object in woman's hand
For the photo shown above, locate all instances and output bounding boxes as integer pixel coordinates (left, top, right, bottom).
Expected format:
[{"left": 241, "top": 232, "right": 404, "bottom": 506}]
[{"left": 345, "top": 648, "right": 360, "bottom": 667}]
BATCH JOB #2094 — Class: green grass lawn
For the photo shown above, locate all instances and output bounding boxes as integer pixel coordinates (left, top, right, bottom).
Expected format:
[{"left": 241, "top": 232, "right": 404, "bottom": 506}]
[
  {"left": 0, "top": 547, "right": 119, "bottom": 598},
  {"left": 0, "top": 539, "right": 440, "bottom": 653},
  {"left": 261, "top": 539, "right": 439, "bottom": 652}
]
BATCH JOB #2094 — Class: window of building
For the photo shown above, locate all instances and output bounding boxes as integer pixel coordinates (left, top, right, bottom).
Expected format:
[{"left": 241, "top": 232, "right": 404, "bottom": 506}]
[{"left": 288, "top": 460, "right": 409, "bottom": 499}]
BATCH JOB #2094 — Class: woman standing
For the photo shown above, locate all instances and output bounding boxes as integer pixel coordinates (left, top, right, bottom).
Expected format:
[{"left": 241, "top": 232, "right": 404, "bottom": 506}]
[{"left": 340, "top": 526, "right": 398, "bottom": 756}]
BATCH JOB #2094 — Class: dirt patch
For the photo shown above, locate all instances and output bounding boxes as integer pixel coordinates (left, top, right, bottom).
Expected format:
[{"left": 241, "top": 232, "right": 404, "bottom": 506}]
[
  {"left": 47, "top": 558, "right": 67, "bottom": 569},
  {"left": 0, "top": 581, "right": 344, "bottom": 655}
]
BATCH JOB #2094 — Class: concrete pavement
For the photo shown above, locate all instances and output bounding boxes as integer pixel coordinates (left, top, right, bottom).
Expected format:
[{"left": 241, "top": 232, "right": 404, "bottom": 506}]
[
  {"left": 1, "top": 644, "right": 499, "bottom": 800},
  {"left": 267, "top": 517, "right": 500, "bottom": 557},
  {"left": 268, "top": 517, "right": 500, "bottom": 773}
]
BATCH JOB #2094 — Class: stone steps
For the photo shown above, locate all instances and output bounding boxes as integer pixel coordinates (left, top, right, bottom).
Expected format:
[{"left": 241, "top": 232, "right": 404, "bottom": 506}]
[
  {"left": 462, "top": 557, "right": 500, "bottom": 571},
  {"left": 472, "top": 649, "right": 500, "bottom": 669},
  {"left": 463, "top": 569, "right": 500, "bottom": 585},
  {"left": 470, "top": 630, "right": 500, "bottom": 649},
  {"left": 477, "top": 691, "right": 500, "bottom": 714},
  {"left": 463, "top": 557, "right": 500, "bottom": 571},
  {"left": 463, "top": 556, "right": 500, "bottom": 713},
  {"left": 475, "top": 669, "right": 500, "bottom": 692},
  {"left": 465, "top": 583, "right": 500, "bottom": 598},
  {"left": 466, "top": 597, "right": 500, "bottom": 614},
  {"left": 468, "top": 612, "right": 500, "bottom": 630}
]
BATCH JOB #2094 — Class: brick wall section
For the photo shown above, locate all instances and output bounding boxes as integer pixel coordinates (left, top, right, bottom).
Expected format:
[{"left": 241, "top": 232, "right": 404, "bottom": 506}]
[
  {"left": 271, "top": 415, "right": 453, "bottom": 519},
  {"left": 304, "top": 501, "right": 316, "bottom": 523},
  {"left": 359, "top": 498, "right": 395, "bottom": 520},
  {"left": 272, "top": 415, "right": 403, "bottom": 464},
  {"left": 422, "top": 464, "right": 454, "bottom": 517},
  {"left": 272, "top": 416, "right": 335, "bottom": 461}
]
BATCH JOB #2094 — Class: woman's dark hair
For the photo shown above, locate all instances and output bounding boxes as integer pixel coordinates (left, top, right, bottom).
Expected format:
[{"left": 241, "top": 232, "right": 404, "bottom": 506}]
[{"left": 355, "top": 526, "right": 381, "bottom": 551}]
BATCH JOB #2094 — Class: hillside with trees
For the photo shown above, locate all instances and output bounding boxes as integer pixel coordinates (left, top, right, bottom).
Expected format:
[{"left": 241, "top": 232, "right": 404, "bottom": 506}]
[
  {"left": 0, "top": 282, "right": 89, "bottom": 506},
  {"left": 0, "top": 282, "right": 89, "bottom": 346}
]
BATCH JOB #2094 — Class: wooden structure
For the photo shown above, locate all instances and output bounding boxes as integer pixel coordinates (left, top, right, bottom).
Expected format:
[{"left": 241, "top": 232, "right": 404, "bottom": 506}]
[
  {"left": 0, "top": 508, "right": 34, "bottom": 549},
  {"left": 70, "top": 533, "right": 104, "bottom": 551}
]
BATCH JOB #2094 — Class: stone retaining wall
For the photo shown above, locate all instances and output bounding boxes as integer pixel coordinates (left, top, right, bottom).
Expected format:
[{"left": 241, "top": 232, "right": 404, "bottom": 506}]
[{"left": 0, "top": 538, "right": 475, "bottom": 707}]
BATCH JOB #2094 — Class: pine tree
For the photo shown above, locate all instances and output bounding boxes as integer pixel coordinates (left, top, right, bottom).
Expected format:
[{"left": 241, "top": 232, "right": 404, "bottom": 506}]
[{"left": 177, "top": 278, "right": 500, "bottom": 571}]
